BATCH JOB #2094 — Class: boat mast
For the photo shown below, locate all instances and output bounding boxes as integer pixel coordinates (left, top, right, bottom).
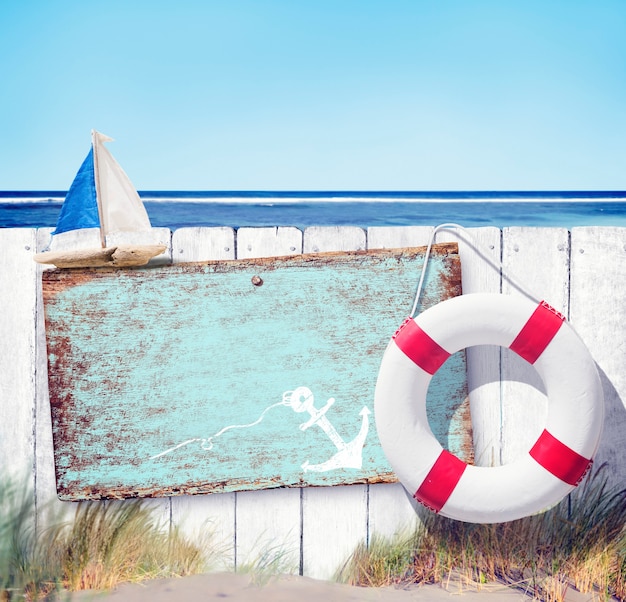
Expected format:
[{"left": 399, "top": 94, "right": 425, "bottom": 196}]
[{"left": 91, "top": 130, "right": 107, "bottom": 248}]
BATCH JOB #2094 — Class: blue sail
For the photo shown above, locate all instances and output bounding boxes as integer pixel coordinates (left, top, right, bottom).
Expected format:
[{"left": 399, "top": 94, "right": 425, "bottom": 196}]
[{"left": 52, "top": 147, "right": 100, "bottom": 235}]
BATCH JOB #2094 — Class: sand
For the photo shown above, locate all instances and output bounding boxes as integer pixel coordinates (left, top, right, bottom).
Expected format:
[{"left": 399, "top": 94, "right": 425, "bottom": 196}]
[{"left": 68, "top": 572, "right": 606, "bottom": 602}]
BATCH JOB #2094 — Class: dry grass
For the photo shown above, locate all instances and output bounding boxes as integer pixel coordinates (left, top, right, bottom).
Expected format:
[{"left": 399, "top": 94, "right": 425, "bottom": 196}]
[
  {"left": 236, "top": 540, "right": 299, "bottom": 585},
  {"left": 59, "top": 500, "right": 205, "bottom": 591},
  {"left": 0, "top": 479, "right": 209, "bottom": 600},
  {"left": 338, "top": 465, "right": 625, "bottom": 602},
  {"left": 2, "top": 465, "right": 623, "bottom": 601}
]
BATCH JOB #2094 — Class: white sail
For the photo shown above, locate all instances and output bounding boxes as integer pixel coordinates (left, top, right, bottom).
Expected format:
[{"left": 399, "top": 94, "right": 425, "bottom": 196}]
[{"left": 92, "top": 131, "right": 152, "bottom": 238}]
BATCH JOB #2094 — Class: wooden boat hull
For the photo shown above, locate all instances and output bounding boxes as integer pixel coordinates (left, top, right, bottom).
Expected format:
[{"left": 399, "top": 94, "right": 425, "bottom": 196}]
[{"left": 33, "top": 244, "right": 166, "bottom": 268}]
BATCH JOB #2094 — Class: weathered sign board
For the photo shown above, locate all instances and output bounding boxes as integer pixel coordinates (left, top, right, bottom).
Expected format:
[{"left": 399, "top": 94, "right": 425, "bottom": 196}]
[{"left": 42, "top": 244, "right": 471, "bottom": 500}]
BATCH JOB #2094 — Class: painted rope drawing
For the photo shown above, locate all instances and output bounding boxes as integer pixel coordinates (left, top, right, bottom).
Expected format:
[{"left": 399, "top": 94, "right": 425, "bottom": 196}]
[{"left": 151, "top": 387, "right": 370, "bottom": 474}]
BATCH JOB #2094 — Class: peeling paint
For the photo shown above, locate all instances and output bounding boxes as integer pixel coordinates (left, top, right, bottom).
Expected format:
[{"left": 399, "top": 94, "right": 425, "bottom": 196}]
[{"left": 43, "top": 244, "right": 471, "bottom": 500}]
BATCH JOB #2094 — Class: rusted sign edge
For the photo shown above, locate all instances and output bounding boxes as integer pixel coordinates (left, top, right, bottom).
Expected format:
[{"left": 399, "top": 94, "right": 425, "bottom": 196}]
[
  {"left": 42, "top": 243, "right": 458, "bottom": 285},
  {"left": 58, "top": 471, "right": 398, "bottom": 501}
]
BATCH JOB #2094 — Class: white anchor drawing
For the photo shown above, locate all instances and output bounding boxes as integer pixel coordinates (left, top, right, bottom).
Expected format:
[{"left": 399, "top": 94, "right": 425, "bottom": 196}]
[
  {"left": 282, "top": 386, "right": 370, "bottom": 472},
  {"left": 150, "top": 386, "right": 370, "bottom": 473}
]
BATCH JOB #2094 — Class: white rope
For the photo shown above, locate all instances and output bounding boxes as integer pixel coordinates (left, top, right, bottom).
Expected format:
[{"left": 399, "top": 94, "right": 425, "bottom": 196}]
[
  {"left": 200, "top": 401, "right": 287, "bottom": 450},
  {"left": 150, "top": 400, "right": 289, "bottom": 459},
  {"left": 409, "top": 223, "right": 542, "bottom": 318}
]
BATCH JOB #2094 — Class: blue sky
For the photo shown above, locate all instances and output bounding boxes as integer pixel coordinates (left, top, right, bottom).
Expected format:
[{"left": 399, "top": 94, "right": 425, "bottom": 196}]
[{"left": 1, "top": 1, "right": 625, "bottom": 190}]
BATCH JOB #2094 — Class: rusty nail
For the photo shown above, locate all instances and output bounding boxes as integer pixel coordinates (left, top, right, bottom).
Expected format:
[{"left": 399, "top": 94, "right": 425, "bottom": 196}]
[{"left": 251, "top": 275, "right": 263, "bottom": 286}]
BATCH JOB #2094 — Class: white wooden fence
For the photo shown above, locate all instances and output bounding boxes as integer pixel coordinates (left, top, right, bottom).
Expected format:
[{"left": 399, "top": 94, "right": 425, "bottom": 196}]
[{"left": 1, "top": 225, "right": 625, "bottom": 580}]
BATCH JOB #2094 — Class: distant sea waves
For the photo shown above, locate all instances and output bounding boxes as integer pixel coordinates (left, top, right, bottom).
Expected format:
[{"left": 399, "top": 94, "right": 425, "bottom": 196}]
[{"left": 1, "top": 191, "right": 626, "bottom": 229}]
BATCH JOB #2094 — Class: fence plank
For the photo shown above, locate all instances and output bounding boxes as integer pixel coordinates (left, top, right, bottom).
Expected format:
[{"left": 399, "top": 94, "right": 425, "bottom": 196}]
[
  {"left": 303, "top": 227, "right": 365, "bottom": 253},
  {"left": 368, "top": 482, "right": 419, "bottom": 539},
  {"left": 570, "top": 227, "right": 626, "bottom": 489},
  {"left": 234, "top": 227, "right": 303, "bottom": 573},
  {"left": 35, "top": 228, "right": 76, "bottom": 524},
  {"left": 172, "top": 227, "right": 236, "bottom": 263},
  {"left": 300, "top": 227, "right": 368, "bottom": 579},
  {"left": 366, "top": 227, "right": 433, "bottom": 537},
  {"left": 364, "top": 227, "right": 502, "bottom": 537},
  {"left": 0, "top": 229, "right": 38, "bottom": 486},
  {"left": 302, "top": 485, "right": 368, "bottom": 579},
  {"left": 236, "top": 227, "right": 302, "bottom": 259},
  {"left": 434, "top": 227, "right": 502, "bottom": 467},
  {"left": 170, "top": 227, "right": 237, "bottom": 569},
  {"left": 235, "top": 488, "right": 302, "bottom": 573},
  {"left": 500, "top": 227, "right": 570, "bottom": 464}
]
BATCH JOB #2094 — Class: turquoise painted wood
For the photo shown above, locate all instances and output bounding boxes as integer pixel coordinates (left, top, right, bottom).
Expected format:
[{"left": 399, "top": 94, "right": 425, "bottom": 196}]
[{"left": 42, "top": 244, "right": 470, "bottom": 500}]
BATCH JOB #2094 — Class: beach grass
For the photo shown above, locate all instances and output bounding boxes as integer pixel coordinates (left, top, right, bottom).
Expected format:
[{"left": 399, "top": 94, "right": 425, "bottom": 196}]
[
  {"left": 59, "top": 500, "right": 205, "bottom": 591},
  {"left": 2, "top": 465, "right": 623, "bottom": 601},
  {"left": 235, "top": 540, "right": 299, "bottom": 585},
  {"left": 337, "top": 464, "right": 625, "bottom": 602},
  {"left": 0, "top": 477, "right": 207, "bottom": 600},
  {"left": 0, "top": 475, "right": 67, "bottom": 600}
]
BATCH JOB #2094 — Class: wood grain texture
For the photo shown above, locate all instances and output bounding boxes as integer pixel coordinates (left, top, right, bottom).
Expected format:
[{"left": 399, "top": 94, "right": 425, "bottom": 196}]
[
  {"left": 500, "top": 227, "right": 570, "bottom": 464},
  {"left": 36, "top": 228, "right": 173, "bottom": 525},
  {"left": 42, "top": 244, "right": 462, "bottom": 500},
  {"left": 303, "top": 226, "right": 366, "bottom": 253},
  {"left": 170, "top": 227, "right": 237, "bottom": 569},
  {"left": 0, "top": 229, "right": 38, "bottom": 484},
  {"left": 302, "top": 484, "right": 368, "bottom": 580},
  {"left": 236, "top": 227, "right": 302, "bottom": 259},
  {"left": 365, "top": 226, "right": 471, "bottom": 539},
  {"left": 301, "top": 227, "right": 368, "bottom": 581},
  {"left": 13, "top": 224, "right": 622, "bottom": 581},
  {"left": 235, "top": 487, "right": 301, "bottom": 572},
  {"left": 233, "top": 228, "right": 304, "bottom": 576},
  {"left": 430, "top": 227, "right": 502, "bottom": 467},
  {"left": 172, "top": 227, "right": 235, "bottom": 263},
  {"left": 368, "top": 482, "right": 419, "bottom": 539},
  {"left": 35, "top": 228, "right": 77, "bottom": 524},
  {"left": 570, "top": 227, "right": 626, "bottom": 490},
  {"left": 364, "top": 227, "right": 473, "bottom": 461}
]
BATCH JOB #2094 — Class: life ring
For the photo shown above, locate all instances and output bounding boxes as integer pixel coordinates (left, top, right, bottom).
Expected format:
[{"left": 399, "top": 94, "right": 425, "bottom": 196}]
[{"left": 374, "top": 293, "right": 604, "bottom": 524}]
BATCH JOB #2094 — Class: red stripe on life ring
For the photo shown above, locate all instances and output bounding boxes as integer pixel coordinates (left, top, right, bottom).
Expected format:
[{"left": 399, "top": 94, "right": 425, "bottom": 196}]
[
  {"left": 510, "top": 301, "right": 565, "bottom": 364},
  {"left": 393, "top": 319, "right": 451, "bottom": 375},
  {"left": 414, "top": 450, "right": 467, "bottom": 512},
  {"left": 529, "top": 429, "right": 592, "bottom": 485}
]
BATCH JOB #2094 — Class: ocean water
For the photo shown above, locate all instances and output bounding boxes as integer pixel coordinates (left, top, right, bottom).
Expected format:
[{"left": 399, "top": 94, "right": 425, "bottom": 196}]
[{"left": 1, "top": 191, "right": 626, "bottom": 229}]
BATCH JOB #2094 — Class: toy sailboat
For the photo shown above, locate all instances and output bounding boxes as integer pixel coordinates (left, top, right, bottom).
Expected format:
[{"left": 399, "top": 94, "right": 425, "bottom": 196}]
[{"left": 34, "top": 130, "right": 166, "bottom": 268}]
